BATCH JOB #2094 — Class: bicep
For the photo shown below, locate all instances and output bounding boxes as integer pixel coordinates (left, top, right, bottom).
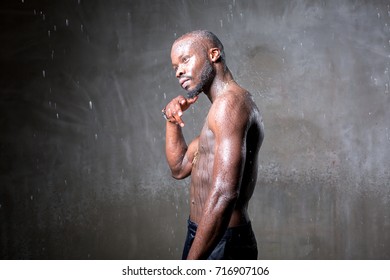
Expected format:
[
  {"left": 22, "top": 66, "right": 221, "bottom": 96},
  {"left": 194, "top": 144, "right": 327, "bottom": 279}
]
[{"left": 211, "top": 118, "right": 247, "bottom": 195}]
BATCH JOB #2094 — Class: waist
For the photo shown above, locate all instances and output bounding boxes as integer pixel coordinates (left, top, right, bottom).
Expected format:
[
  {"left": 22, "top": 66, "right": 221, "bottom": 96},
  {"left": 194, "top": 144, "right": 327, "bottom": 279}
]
[
  {"left": 187, "top": 219, "right": 254, "bottom": 237},
  {"left": 190, "top": 209, "right": 249, "bottom": 228}
]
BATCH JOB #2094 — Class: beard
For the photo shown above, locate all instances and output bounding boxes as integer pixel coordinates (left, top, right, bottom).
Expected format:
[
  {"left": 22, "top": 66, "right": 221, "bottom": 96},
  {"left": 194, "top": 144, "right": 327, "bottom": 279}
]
[{"left": 186, "top": 60, "right": 214, "bottom": 98}]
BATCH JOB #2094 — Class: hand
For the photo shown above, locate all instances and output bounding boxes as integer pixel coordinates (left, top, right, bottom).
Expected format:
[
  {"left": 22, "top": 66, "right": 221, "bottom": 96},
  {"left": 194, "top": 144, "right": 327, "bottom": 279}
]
[{"left": 162, "top": 95, "right": 198, "bottom": 127}]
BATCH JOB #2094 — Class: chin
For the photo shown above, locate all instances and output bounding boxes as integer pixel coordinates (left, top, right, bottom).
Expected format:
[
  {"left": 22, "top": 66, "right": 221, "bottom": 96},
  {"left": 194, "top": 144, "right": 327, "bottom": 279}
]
[
  {"left": 186, "top": 89, "right": 201, "bottom": 98},
  {"left": 185, "top": 80, "right": 204, "bottom": 98}
]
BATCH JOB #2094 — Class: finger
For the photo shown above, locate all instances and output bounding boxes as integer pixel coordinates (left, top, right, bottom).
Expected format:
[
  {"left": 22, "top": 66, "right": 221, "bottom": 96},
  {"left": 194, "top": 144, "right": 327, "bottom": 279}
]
[
  {"left": 187, "top": 96, "right": 199, "bottom": 104},
  {"left": 166, "top": 108, "right": 175, "bottom": 121},
  {"left": 169, "top": 110, "right": 183, "bottom": 126},
  {"left": 175, "top": 117, "right": 185, "bottom": 127},
  {"left": 173, "top": 105, "right": 183, "bottom": 117},
  {"left": 173, "top": 105, "right": 185, "bottom": 127},
  {"left": 178, "top": 96, "right": 197, "bottom": 112}
]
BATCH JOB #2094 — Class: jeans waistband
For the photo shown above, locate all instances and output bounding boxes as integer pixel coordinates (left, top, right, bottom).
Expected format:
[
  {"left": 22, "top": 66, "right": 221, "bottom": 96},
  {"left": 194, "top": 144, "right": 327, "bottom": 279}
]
[{"left": 187, "top": 219, "right": 253, "bottom": 237}]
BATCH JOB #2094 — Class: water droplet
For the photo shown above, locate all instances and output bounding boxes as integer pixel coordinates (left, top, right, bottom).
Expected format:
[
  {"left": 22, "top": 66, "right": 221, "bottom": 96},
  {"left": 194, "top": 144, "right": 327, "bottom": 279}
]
[
  {"left": 80, "top": 24, "right": 84, "bottom": 32},
  {"left": 78, "top": 0, "right": 81, "bottom": 4},
  {"left": 30, "top": 195, "right": 34, "bottom": 200},
  {"left": 163, "top": 92, "right": 166, "bottom": 99},
  {"left": 95, "top": 133, "right": 98, "bottom": 140},
  {"left": 53, "top": 25, "right": 57, "bottom": 31},
  {"left": 378, "top": 12, "right": 381, "bottom": 19},
  {"left": 89, "top": 101, "right": 93, "bottom": 110},
  {"left": 64, "top": 179, "right": 67, "bottom": 185},
  {"left": 21, "top": 0, "right": 24, "bottom": 3},
  {"left": 65, "top": 19, "right": 69, "bottom": 26},
  {"left": 56, "top": 113, "right": 59, "bottom": 119},
  {"left": 371, "top": 75, "right": 378, "bottom": 85},
  {"left": 220, "top": 19, "right": 223, "bottom": 28},
  {"left": 42, "top": 70, "right": 46, "bottom": 78}
]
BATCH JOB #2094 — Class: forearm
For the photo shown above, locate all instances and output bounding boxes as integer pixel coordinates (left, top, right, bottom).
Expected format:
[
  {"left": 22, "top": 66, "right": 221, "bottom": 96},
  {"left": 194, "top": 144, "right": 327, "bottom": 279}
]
[
  {"left": 163, "top": 95, "right": 199, "bottom": 177},
  {"left": 165, "top": 121, "right": 189, "bottom": 178},
  {"left": 187, "top": 191, "right": 237, "bottom": 259}
]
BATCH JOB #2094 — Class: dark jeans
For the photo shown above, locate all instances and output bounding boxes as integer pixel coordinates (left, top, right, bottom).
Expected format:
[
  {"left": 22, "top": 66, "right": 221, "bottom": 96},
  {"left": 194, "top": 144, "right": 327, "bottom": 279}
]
[{"left": 182, "top": 219, "right": 258, "bottom": 260}]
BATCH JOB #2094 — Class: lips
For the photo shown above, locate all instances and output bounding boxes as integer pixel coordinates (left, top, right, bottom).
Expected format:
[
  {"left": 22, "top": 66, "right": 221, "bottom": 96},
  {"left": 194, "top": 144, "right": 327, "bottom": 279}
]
[{"left": 180, "top": 78, "right": 190, "bottom": 89}]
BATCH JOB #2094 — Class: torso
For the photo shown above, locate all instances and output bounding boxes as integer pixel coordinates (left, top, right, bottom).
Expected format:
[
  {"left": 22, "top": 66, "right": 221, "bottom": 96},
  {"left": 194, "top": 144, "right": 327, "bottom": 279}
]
[{"left": 189, "top": 90, "right": 264, "bottom": 227}]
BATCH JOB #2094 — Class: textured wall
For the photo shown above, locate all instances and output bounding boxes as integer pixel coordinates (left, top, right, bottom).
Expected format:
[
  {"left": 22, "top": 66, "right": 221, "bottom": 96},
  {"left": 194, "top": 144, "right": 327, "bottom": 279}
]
[{"left": 1, "top": 0, "right": 389, "bottom": 259}]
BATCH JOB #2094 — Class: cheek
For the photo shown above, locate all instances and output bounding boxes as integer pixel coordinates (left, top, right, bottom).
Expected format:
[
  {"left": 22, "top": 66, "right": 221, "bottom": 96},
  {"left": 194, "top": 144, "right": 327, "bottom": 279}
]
[{"left": 191, "top": 59, "right": 204, "bottom": 78}]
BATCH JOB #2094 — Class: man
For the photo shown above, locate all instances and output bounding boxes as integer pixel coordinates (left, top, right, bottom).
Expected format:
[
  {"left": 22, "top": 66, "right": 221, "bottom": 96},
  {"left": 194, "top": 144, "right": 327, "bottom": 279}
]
[{"left": 162, "top": 30, "right": 264, "bottom": 260}]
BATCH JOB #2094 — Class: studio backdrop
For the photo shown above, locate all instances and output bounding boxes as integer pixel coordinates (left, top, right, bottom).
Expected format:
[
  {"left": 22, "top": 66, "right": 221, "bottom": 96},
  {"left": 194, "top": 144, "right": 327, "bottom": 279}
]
[{"left": 1, "top": 0, "right": 389, "bottom": 259}]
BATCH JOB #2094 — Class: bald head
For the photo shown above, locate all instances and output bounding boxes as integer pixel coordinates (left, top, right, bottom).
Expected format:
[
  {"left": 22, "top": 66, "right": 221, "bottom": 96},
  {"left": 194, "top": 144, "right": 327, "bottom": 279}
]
[
  {"left": 170, "top": 30, "right": 230, "bottom": 98},
  {"left": 173, "top": 30, "right": 226, "bottom": 63}
]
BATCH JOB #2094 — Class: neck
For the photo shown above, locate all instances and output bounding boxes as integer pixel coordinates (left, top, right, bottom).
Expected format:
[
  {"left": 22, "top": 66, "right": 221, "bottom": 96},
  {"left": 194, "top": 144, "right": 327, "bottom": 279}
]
[{"left": 204, "top": 67, "right": 235, "bottom": 103}]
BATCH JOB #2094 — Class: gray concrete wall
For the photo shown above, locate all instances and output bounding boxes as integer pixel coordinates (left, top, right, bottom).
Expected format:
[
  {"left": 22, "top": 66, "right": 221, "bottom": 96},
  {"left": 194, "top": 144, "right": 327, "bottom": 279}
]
[{"left": 1, "top": 0, "right": 389, "bottom": 259}]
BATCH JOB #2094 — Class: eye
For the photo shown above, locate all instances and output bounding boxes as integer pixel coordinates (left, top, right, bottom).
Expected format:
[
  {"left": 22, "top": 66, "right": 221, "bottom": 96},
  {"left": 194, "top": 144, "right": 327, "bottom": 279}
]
[{"left": 182, "top": 56, "right": 190, "bottom": 63}]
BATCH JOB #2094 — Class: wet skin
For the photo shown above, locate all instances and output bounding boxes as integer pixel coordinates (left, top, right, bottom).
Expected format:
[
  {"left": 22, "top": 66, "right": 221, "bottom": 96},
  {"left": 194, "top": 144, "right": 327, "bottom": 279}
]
[{"left": 163, "top": 35, "right": 264, "bottom": 259}]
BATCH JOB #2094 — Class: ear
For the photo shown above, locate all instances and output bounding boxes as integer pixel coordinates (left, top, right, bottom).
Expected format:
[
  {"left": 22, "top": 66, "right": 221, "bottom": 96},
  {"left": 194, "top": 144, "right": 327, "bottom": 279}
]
[{"left": 209, "top": 48, "right": 221, "bottom": 62}]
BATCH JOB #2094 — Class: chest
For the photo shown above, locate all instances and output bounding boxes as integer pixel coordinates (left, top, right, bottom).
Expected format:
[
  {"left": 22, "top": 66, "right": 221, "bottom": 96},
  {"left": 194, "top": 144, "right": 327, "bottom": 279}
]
[{"left": 197, "top": 121, "right": 215, "bottom": 156}]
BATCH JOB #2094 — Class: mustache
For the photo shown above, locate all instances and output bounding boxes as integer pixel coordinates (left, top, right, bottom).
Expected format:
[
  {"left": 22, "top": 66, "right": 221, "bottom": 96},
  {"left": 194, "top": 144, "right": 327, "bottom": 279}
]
[{"left": 179, "top": 75, "right": 192, "bottom": 80}]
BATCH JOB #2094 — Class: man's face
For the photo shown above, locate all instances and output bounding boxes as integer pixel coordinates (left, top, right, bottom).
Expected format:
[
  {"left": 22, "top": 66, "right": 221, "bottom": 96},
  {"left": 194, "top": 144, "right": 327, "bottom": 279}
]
[{"left": 171, "top": 38, "right": 214, "bottom": 98}]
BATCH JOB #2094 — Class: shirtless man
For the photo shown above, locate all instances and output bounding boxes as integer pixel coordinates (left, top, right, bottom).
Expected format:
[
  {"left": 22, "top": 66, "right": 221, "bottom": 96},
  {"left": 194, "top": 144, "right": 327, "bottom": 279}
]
[{"left": 162, "top": 30, "right": 264, "bottom": 260}]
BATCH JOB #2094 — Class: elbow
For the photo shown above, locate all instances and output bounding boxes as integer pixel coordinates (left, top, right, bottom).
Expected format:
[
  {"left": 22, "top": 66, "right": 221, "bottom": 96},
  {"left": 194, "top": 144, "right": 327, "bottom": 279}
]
[
  {"left": 215, "top": 188, "right": 239, "bottom": 208},
  {"left": 170, "top": 169, "right": 190, "bottom": 180},
  {"left": 171, "top": 172, "right": 183, "bottom": 180},
  {"left": 224, "top": 191, "right": 239, "bottom": 205}
]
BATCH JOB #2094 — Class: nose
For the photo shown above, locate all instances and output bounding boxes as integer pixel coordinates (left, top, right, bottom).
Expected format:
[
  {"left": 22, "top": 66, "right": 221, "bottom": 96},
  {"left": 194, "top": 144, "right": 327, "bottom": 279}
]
[{"left": 175, "top": 65, "right": 185, "bottom": 78}]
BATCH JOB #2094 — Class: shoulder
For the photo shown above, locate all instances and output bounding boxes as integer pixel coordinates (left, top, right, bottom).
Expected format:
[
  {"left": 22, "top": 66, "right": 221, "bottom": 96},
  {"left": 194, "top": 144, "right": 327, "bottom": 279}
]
[{"left": 208, "top": 90, "right": 254, "bottom": 135}]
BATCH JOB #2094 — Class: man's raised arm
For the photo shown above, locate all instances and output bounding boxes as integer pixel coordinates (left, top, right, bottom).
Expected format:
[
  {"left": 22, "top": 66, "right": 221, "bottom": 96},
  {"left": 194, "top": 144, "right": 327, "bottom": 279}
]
[{"left": 163, "top": 95, "right": 198, "bottom": 179}]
